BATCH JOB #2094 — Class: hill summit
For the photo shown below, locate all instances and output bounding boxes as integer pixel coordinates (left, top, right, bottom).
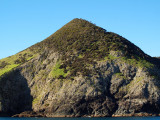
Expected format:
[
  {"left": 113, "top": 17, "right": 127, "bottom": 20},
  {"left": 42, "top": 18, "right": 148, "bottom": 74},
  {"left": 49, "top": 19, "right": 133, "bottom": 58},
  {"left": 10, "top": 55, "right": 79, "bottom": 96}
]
[{"left": 0, "top": 18, "right": 160, "bottom": 117}]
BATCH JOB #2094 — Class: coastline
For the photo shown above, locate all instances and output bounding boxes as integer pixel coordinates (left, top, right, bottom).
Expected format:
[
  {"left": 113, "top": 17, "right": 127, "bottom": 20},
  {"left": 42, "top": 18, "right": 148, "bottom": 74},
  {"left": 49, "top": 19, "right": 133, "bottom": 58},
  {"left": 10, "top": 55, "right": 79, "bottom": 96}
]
[{"left": 8, "top": 111, "right": 160, "bottom": 118}]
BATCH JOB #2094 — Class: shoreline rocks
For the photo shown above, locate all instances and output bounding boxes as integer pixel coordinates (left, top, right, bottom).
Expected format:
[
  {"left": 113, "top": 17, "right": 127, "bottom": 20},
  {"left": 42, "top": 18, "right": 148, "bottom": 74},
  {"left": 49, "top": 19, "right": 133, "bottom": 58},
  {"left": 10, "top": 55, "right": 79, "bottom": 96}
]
[{"left": 10, "top": 111, "right": 160, "bottom": 118}]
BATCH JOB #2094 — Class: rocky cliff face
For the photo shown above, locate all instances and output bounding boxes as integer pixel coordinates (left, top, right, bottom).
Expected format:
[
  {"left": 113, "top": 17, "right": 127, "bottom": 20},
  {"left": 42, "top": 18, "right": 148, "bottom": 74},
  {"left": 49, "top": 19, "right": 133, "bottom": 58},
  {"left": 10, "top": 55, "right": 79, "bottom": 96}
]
[{"left": 0, "top": 18, "right": 160, "bottom": 117}]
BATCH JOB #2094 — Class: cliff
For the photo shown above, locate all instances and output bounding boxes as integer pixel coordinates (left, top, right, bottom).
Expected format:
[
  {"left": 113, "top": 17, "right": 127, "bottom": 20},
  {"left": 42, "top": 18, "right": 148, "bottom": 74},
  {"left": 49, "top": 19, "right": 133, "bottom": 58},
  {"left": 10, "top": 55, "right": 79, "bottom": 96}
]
[{"left": 0, "top": 18, "right": 160, "bottom": 117}]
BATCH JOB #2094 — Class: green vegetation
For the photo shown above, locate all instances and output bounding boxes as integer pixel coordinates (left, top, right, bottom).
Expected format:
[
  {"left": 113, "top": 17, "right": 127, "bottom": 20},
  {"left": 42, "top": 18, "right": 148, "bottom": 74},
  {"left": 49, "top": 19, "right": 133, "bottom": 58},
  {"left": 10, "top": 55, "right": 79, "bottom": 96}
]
[
  {"left": 113, "top": 72, "right": 127, "bottom": 80},
  {"left": 127, "top": 77, "right": 142, "bottom": 89},
  {"left": 32, "top": 93, "right": 44, "bottom": 105},
  {"left": 101, "top": 53, "right": 153, "bottom": 69},
  {"left": 119, "top": 76, "right": 145, "bottom": 93},
  {"left": 78, "top": 54, "right": 84, "bottom": 58},
  {"left": 114, "top": 72, "right": 123, "bottom": 76},
  {"left": 32, "top": 98, "right": 39, "bottom": 105},
  {"left": 121, "top": 56, "right": 154, "bottom": 68},
  {"left": 0, "top": 49, "right": 37, "bottom": 77},
  {"left": 0, "top": 61, "right": 10, "bottom": 69},
  {"left": 51, "top": 61, "right": 69, "bottom": 79},
  {"left": 114, "top": 72, "right": 125, "bottom": 77},
  {"left": 0, "top": 64, "right": 19, "bottom": 77}
]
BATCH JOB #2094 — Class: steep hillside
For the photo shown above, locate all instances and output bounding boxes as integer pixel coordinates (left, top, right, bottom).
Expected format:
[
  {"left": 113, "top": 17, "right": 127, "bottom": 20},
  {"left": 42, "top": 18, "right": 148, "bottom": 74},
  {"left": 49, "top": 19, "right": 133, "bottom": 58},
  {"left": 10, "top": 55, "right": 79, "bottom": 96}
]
[{"left": 0, "top": 18, "right": 160, "bottom": 117}]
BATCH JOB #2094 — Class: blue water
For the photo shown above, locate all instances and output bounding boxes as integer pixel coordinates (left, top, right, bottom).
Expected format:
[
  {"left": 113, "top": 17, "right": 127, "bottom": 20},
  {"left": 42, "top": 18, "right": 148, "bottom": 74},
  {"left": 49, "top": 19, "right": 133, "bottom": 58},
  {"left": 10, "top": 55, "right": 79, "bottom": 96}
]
[{"left": 0, "top": 117, "right": 160, "bottom": 120}]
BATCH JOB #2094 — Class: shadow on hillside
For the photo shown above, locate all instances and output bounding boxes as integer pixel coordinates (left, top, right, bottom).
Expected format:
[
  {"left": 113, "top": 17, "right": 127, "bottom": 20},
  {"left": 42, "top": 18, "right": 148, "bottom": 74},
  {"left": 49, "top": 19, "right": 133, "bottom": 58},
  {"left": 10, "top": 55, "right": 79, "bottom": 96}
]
[
  {"left": 152, "top": 57, "right": 160, "bottom": 68},
  {"left": 0, "top": 69, "right": 33, "bottom": 116}
]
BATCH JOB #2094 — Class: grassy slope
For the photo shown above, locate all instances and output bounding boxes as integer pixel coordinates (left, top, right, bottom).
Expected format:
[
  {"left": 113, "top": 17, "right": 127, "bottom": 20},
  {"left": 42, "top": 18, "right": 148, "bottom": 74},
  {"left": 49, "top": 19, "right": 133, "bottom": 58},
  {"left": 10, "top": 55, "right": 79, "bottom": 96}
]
[{"left": 0, "top": 49, "right": 38, "bottom": 77}]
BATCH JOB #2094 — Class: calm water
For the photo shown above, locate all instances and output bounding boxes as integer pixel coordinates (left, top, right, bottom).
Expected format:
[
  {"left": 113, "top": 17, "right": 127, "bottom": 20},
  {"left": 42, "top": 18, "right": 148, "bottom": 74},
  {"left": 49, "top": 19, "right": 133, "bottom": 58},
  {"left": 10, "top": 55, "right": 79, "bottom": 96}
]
[{"left": 0, "top": 117, "right": 160, "bottom": 120}]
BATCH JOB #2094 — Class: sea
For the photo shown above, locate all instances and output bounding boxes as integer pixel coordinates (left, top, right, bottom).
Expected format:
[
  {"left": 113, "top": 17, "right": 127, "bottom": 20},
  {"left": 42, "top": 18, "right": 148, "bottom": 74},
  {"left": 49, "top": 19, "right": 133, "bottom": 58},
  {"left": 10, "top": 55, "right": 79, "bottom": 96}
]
[{"left": 0, "top": 117, "right": 160, "bottom": 120}]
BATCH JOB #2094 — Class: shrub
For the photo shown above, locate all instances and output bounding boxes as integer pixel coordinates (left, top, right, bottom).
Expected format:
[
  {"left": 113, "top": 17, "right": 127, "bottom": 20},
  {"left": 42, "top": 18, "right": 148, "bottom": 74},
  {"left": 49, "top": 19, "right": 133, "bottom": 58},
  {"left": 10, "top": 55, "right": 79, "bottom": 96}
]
[{"left": 0, "top": 61, "right": 10, "bottom": 69}]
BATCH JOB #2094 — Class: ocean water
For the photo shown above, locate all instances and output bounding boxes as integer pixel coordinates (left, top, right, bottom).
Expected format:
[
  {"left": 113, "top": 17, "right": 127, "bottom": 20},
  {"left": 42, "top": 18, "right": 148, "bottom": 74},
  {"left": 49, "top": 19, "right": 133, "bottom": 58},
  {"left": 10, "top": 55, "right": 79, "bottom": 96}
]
[{"left": 0, "top": 117, "right": 160, "bottom": 120}]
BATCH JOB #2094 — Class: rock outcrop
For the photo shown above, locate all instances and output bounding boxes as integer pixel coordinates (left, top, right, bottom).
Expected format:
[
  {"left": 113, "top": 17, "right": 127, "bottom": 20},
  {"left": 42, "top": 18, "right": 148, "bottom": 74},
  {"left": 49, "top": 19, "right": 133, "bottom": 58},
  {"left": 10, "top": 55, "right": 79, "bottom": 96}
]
[{"left": 0, "top": 18, "right": 160, "bottom": 117}]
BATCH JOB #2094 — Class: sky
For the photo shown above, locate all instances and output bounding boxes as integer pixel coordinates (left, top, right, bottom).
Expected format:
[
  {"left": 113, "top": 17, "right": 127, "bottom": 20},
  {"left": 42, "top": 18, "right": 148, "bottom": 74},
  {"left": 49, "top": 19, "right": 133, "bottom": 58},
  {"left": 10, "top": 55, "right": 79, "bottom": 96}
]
[{"left": 0, "top": 0, "right": 160, "bottom": 59}]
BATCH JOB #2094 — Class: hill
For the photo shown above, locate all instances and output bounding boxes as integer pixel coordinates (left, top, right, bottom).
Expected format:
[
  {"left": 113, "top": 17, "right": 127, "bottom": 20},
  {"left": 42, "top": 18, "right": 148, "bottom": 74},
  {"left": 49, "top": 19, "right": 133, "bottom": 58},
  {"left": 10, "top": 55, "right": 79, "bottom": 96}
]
[{"left": 0, "top": 18, "right": 160, "bottom": 117}]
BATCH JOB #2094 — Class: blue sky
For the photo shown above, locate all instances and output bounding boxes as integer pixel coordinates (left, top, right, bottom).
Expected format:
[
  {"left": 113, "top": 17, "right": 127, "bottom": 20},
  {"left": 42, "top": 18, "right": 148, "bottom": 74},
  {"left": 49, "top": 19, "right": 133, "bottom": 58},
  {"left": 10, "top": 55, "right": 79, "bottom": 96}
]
[{"left": 0, "top": 0, "right": 160, "bottom": 59}]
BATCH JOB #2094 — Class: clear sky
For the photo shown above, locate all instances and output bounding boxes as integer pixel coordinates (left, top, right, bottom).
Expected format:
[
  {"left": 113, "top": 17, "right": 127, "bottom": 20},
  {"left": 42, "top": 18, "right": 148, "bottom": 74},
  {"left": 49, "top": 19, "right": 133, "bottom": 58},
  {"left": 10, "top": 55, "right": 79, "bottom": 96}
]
[{"left": 0, "top": 0, "right": 160, "bottom": 59}]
